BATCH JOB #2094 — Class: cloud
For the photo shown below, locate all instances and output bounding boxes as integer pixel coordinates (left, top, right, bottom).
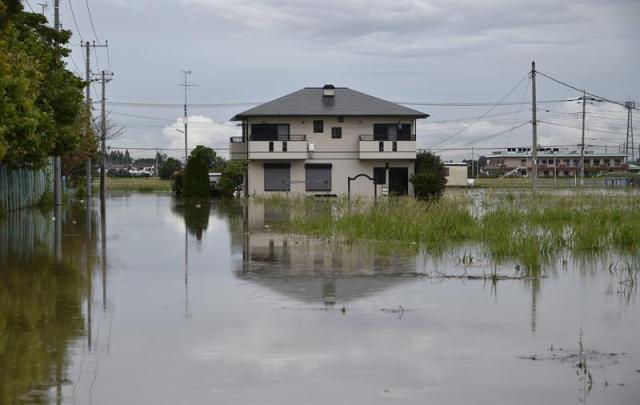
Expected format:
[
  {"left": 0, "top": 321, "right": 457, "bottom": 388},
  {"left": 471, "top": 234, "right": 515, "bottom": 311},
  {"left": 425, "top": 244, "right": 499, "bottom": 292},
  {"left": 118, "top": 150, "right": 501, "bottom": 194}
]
[
  {"left": 183, "top": 0, "right": 630, "bottom": 57},
  {"left": 162, "top": 115, "right": 240, "bottom": 159}
]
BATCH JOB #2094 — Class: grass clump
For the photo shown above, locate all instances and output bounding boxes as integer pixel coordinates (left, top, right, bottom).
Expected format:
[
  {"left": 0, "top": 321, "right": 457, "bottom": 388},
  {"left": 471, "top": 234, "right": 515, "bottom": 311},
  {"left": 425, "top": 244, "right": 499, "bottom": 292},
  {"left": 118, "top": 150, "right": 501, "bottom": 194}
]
[{"left": 261, "top": 191, "right": 640, "bottom": 272}]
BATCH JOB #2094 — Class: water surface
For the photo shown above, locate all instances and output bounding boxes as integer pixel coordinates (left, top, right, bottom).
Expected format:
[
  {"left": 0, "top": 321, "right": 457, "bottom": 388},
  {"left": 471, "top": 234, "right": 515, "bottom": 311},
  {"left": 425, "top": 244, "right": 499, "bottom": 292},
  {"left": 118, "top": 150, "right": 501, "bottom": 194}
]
[{"left": 1, "top": 193, "right": 639, "bottom": 404}]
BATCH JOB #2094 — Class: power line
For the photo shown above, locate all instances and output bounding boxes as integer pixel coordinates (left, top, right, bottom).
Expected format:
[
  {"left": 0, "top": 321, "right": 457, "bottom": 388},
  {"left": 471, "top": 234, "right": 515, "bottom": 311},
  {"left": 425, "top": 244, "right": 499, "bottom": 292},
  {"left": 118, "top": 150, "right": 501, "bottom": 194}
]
[
  {"left": 465, "top": 121, "right": 531, "bottom": 146},
  {"left": 536, "top": 70, "right": 639, "bottom": 112},
  {"left": 67, "top": 0, "right": 84, "bottom": 42},
  {"left": 427, "top": 74, "right": 530, "bottom": 148},
  {"left": 84, "top": 0, "right": 100, "bottom": 42},
  {"left": 24, "top": 0, "right": 35, "bottom": 12}
]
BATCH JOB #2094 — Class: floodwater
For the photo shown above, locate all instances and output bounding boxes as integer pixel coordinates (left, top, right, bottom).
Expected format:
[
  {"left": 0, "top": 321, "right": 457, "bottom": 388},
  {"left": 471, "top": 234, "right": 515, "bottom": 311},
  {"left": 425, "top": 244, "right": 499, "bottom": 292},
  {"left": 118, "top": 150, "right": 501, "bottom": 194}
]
[{"left": 1, "top": 193, "right": 639, "bottom": 404}]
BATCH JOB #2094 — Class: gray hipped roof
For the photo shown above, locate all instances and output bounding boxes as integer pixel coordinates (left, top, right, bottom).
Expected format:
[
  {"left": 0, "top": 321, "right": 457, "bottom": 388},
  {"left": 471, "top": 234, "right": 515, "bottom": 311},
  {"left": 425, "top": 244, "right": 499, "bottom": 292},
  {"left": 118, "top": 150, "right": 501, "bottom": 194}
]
[{"left": 231, "top": 87, "right": 429, "bottom": 120}]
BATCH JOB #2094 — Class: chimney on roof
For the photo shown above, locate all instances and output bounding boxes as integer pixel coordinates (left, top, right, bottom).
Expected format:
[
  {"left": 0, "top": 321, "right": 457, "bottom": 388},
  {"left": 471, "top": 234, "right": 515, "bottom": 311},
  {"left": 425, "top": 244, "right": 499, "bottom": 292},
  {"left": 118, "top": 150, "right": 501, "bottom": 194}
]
[{"left": 323, "top": 84, "right": 335, "bottom": 97}]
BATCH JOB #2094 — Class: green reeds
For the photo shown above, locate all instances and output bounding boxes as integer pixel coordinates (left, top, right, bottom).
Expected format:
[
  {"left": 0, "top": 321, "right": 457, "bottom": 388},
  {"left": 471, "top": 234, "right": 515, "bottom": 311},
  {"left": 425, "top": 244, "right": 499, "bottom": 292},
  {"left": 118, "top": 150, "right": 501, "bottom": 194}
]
[{"left": 260, "top": 192, "right": 640, "bottom": 272}]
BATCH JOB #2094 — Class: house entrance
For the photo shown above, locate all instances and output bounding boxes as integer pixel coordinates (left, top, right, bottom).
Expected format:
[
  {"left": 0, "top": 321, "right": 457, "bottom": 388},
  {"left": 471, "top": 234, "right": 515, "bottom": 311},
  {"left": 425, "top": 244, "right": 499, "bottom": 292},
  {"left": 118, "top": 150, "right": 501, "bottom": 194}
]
[{"left": 388, "top": 167, "right": 408, "bottom": 195}]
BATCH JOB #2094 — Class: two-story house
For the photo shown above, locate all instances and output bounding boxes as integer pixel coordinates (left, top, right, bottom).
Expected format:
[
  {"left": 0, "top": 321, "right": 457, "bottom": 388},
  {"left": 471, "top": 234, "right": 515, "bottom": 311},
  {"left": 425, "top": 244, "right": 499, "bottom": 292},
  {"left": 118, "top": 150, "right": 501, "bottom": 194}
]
[{"left": 229, "top": 85, "right": 429, "bottom": 196}]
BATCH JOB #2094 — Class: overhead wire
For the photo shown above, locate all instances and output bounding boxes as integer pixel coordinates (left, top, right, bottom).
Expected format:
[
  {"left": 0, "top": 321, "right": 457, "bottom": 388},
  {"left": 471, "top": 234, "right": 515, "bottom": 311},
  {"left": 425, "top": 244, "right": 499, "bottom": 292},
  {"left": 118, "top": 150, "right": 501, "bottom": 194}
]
[{"left": 427, "top": 74, "right": 530, "bottom": 148}]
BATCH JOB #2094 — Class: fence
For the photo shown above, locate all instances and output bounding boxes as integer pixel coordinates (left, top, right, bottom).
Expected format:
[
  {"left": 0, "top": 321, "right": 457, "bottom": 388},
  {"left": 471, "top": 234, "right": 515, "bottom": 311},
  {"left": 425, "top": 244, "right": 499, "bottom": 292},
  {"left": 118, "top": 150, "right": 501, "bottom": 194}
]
[{"left": 0, "top": 158, "right": 53, "bottom": 211}]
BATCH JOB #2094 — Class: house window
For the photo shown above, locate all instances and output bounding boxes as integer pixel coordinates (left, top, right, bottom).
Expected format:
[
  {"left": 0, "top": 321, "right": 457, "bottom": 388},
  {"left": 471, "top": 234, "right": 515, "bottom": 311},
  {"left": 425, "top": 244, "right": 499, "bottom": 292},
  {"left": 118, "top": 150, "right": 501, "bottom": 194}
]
[
  {"left": 604, "top": 159, "right": 610, "bottom": 166},
  {"left": 373, "top": 167, "right": 386, "bottom": 185},
  {"left": 331, "top": 127, "right": 342, "bottom": 139},
  {"left": 444, "top": 167, "right": 450, "bottom": 176},
  {"left": 378, "top": 142, "right": 384, "bottom": 152},
  {"left": 251, "top": 124, "right": 290, "bottom": 141},
  {"left": 313, "top": 120, "right": 324, "bottom": 133},
  {"left": 563, "top": 159, "right": 570, "bottom": 165},
  {"left": 593, "top": 159, "right": 600, "bottom": 166},
  {"left": 373, "top": 124, "right": 412, "bottom": 141},
  {"left": 282, "top": 141, "right": 287, "bottom": 152},
  {"left": 614, "top": 159, "right": 621, "bottom": 166},
  {"left": 573, "top": 159, "right": 579, "bottom": 167},
  {"left": 305, "top": 164, "right": 331, "bottom": 191},
  {"left": 264, "top": 163, "right": 290, "bottom": 191}
]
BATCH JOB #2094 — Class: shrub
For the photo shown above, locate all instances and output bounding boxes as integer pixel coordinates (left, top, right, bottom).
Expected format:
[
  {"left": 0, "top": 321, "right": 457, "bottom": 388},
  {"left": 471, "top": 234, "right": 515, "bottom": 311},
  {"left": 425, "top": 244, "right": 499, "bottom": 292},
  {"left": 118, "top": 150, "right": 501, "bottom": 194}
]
[
  {"left": 218, "top": 160, "right": 246, "bottom": 197},
  {"left": 159, "top": 157, "right": 182, "bottom": 180},
  {"left": 182, "top": 153, "right": 210, "bottom": 198},
  {"left": 411, "top": 151, "right": 447, "bottom": 199}
]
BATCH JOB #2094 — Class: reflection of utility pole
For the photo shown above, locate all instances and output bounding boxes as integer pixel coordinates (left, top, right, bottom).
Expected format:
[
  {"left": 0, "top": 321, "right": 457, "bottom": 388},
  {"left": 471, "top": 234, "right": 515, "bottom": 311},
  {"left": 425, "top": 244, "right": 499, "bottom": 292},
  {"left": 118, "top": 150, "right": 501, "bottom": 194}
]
[
  {"left": 184, "top": 223, "right": 190, "bottom": 319},
  {"left": 179, "top": 70, "right": 194, "bottom": 164},
  {"left": 101, "top": 202, "right": 107, "bottom": 312}
]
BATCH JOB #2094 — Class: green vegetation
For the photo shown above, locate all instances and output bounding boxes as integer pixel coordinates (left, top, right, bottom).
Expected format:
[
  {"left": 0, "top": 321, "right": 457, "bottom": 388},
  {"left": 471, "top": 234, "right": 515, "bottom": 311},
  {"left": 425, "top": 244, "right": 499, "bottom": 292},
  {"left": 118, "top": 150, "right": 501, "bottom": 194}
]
[
  {"left": 159, "top": 157, "right": 182, "bottom": 180},
  {"left": 182, "top": 148, "right": 211, "bottom": 198},
  {"left": 0, "top": 1, "right": 89, "bottom": 170},
  {"left": 218, "top": 160, "right": 246, "bottom": 197},
  {"left": 94, "top": 177, "right": 172, "bottom": 193},
  {"left": 262, "top": 192, "right": 640, "bottom": 272},
  {"left": 411, "top": 151, "right": 447, "bottom": 199}
]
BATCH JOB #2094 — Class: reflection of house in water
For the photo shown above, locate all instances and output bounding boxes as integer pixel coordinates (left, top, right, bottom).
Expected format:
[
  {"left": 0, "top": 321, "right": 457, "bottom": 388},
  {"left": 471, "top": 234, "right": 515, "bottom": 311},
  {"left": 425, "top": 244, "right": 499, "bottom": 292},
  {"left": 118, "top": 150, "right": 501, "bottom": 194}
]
[{"left": 234, "top": 202, "right": 419, "bottom": 305}]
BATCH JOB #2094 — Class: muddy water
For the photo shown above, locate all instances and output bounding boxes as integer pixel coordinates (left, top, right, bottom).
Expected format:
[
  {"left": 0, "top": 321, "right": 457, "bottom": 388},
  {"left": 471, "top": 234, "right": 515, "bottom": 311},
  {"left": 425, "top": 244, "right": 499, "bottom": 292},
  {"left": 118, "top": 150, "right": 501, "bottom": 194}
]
[{"left": 1, "top": 193, "right": 639, "bottom": 404}]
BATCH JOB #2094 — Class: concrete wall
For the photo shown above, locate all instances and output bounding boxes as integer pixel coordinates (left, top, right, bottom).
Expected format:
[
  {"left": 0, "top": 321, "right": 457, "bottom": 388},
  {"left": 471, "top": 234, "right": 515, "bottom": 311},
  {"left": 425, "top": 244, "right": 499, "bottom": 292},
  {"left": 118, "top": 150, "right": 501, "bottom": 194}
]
[{"left": 445, "top": 165, "right": 468, "bottom": 186}]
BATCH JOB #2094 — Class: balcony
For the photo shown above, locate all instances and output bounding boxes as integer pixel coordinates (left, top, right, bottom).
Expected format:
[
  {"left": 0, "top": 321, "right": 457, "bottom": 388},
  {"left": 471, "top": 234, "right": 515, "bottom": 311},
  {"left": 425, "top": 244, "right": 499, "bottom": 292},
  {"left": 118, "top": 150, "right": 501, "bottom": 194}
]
[
  {"left": 358, "top": 135, "right": 416, "bottom": 160},
  {"left": 229, "top": 135, "right": 309, "bottom": 160}
]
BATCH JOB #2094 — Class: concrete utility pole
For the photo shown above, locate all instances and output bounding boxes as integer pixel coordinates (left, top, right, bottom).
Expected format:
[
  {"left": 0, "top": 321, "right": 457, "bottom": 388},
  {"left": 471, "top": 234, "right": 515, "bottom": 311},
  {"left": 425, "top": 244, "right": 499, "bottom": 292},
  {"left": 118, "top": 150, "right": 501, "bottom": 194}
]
[
  {"left": 626, "top": 101, "right": 635, "bottom": 162},
  {"left": 81, "top": 41, "right": 108, "bottom": 198},
  {"left": 580, "top": 91, "right": 586, "bottom": 186},
  {"left": 96, "top": 70, "right": 114, "bottom": 201},
  {"left": 53, "top": 0, "right": 62, "bottom": 207},
  {"left": 179, "top": 70, "right": 193, "bottom": 164},
  {"left": 531, "top": 61, "right": 538, "bottom": 192}
]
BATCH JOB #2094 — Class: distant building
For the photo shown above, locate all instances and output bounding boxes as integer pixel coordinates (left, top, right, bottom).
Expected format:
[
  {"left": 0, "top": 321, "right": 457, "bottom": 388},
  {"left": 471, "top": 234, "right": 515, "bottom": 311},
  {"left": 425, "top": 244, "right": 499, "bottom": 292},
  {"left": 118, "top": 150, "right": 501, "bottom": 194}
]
[
  {"left": 228, "top": 84, "right": 429, "bottom": 196},
  {"left": 485, "top": 147, "right": 629, "bottom": 177},
  {"left": 444, "top": 162, "right": 469, "bottom": 186}
]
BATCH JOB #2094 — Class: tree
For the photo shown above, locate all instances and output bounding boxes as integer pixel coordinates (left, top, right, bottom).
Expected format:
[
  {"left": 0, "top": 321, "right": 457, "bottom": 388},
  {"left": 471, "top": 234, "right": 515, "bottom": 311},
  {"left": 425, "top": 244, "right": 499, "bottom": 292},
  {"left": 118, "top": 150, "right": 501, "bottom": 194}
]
[
  {"left": 0, "top": 1, "right": 87, "bottom": 169},
  {"left": 218, "top": 160, "right": 246, "bottom": 197},
  {"left": 189, "top": 145, "right": 222, "bottom": 170},
  {"left": 410, "top": 151, "right": 447, "bottom": 199},
  {"left": 159, "top": 157, "right": 182, "bottom": 180},
  {"left": 182, "top": 150, "right": 210, "bottom": 198}
]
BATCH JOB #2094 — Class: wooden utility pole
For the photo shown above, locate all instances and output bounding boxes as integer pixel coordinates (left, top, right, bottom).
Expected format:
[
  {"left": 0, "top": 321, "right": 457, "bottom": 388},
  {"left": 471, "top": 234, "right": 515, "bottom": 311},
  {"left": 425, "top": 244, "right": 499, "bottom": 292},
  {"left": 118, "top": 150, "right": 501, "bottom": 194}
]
[
  {"left": 531, "top": 61, "right": 538, "bottom": 192},
  {"left": 53, "top": 0, "right": 62, "bottom": 207}
]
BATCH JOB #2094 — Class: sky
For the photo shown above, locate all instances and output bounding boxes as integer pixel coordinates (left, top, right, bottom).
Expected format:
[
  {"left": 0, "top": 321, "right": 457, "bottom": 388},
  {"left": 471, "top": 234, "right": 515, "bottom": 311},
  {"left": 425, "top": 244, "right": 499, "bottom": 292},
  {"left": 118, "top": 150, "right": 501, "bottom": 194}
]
[{"left": 37, "top": 0, "right": 640, "bottom": 161}]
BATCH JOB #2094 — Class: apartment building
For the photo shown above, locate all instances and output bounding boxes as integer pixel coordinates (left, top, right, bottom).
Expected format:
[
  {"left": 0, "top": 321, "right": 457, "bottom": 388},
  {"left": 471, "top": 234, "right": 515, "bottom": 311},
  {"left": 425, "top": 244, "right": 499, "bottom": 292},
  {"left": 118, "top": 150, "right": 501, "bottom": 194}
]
[
  {"left": 486, "top": 147, "right": 629, "bottom": 177},
  {"left": 229, "top": 85, "right": 429, "bottom": 196}
]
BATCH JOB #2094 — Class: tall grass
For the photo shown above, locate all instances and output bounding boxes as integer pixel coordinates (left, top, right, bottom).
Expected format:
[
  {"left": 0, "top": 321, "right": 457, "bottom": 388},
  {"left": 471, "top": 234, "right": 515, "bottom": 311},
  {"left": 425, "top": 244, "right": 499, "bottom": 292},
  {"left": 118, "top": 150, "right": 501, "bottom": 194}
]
[{"left": 261, "top": 192, "right": 640, "bottom": 272}]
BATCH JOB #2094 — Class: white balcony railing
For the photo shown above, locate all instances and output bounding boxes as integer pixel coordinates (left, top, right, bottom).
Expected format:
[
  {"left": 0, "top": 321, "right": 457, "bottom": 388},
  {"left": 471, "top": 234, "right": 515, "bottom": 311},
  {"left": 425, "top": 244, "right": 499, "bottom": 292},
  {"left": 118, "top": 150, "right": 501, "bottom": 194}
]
[{"left": 358, "top": 135, "right": 416, "bottom": 160}]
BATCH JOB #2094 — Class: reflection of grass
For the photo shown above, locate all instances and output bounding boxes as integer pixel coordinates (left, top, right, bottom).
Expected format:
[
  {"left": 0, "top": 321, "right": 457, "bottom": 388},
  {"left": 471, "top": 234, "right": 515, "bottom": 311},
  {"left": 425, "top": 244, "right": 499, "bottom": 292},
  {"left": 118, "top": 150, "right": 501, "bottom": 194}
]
[
  {"left": 93, "top": 177, "right": 172, "bottom": 192},
  {"left": 262, "top": 193, "right": 640, "bottom": 272}
]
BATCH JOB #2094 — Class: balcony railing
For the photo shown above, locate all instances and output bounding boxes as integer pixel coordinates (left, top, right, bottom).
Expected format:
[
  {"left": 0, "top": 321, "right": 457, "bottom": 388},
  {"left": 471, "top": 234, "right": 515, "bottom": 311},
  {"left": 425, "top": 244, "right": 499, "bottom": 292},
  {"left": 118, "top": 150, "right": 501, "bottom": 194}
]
[
  {"left": 229, "top": 134, "right": 307, "bottom": 143},
  {"left": 359, "top": 134, "right": 416, "bottom": 141}
]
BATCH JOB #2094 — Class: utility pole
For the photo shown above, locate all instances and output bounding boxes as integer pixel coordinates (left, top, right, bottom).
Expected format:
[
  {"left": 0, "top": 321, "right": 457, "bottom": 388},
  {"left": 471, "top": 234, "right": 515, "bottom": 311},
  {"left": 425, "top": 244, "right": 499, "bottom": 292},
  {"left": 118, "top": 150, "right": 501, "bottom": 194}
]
[
  {"left": 580, "top": 91, "right": 586, "bottom": 186},
  {"left": 81, "top": 41, "right": 108, "bottom": 198},
  {"left": 531, "top": 61, "right": 538, "bottom": 192},
  {"left": 53, "top": 0, "right": 62, "bottom": 208},
  {"left": 94, "top": 70, "right": 114, "bottom": 201},
  {"left": 626, "top": 101, "right": 635, "bottom": 162},
  {"left": 179, "top": 70, "right": 193, "bottom": 164}
]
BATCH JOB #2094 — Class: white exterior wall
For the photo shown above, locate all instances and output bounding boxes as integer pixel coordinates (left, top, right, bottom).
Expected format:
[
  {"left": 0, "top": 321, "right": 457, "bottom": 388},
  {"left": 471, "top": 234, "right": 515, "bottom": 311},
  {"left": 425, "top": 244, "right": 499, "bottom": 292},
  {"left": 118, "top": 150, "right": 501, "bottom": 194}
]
[
  {"left": 444, "top": 165, "right": 468, "bottom": 186},
  {"left": 240, "top": 116, "right": 417, "bottom": 197}
]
